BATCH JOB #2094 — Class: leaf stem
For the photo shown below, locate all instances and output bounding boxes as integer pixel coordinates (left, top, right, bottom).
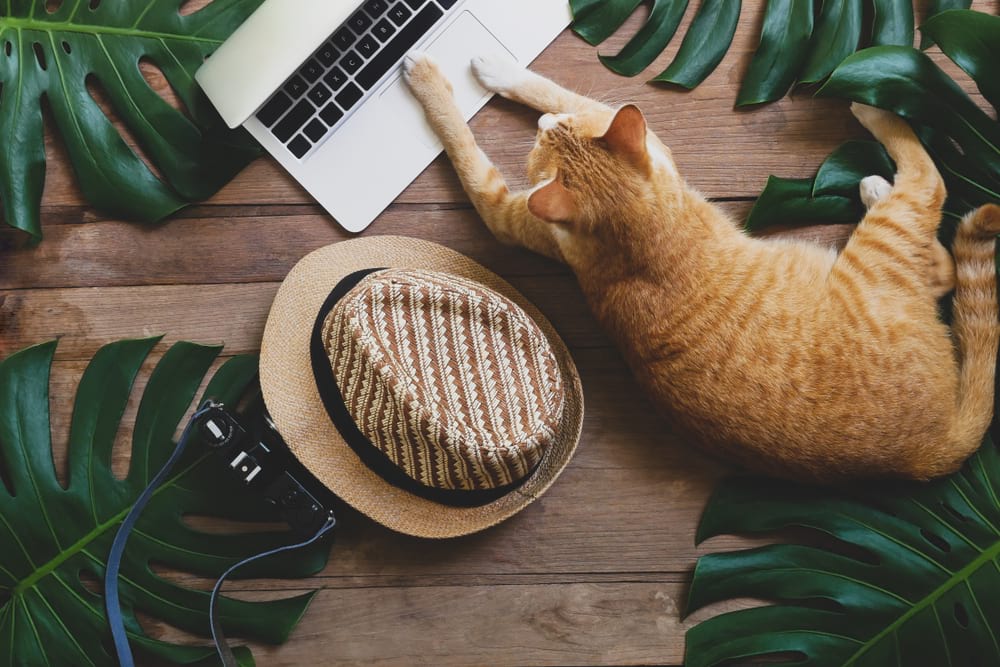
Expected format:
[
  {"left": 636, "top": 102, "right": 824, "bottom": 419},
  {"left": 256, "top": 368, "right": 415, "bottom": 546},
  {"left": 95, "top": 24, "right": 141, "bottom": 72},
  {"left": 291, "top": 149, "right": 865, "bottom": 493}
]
[
  {"left": 10, "top": 453, "right": 211, "bottom": 598},
  {"left": 842, "top": 537, "right": 1000, "bottom": 665},
  {"left": 0, "top": 16, "right": 223, "bottom": 44}
]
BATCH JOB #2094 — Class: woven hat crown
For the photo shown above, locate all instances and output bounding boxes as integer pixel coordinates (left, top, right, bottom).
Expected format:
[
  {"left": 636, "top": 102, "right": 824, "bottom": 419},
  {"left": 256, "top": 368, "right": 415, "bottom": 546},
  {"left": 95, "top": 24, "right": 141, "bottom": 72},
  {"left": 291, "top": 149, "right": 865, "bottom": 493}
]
[{"left": 321, "top": 269, "right": 566, "bottom": 492}]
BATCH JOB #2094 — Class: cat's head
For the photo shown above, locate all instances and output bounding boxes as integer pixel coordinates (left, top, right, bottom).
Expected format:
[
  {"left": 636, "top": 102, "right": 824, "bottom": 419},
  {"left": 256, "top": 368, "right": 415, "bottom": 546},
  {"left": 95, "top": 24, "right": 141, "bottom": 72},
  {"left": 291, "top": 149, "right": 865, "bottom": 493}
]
[{"left": 525, "top": 104, "right": 676, "bottom": 238}]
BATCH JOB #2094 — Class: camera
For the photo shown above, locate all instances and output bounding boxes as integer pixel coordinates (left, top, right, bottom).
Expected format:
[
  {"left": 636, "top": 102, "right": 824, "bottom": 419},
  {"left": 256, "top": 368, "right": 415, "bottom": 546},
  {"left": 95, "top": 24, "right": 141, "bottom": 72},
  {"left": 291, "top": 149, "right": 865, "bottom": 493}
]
[{"left": 197, "top": 400, "right": 335, "bottom": 537}]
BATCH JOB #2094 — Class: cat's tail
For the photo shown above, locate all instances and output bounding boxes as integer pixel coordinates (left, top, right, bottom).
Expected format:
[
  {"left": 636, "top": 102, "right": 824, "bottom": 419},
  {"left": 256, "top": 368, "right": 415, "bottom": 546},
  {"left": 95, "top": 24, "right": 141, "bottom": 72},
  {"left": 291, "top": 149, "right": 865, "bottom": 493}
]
[{"left": 945, "top": 203, "right": 1000, "bottom": 473}]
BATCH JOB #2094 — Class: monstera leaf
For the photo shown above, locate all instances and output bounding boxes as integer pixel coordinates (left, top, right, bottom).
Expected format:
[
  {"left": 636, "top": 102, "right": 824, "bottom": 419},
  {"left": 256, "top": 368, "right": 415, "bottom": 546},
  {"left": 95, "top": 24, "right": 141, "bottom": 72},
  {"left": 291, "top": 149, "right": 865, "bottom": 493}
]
[
  {"left": 569, "top": 0, "right": 968, "bottom": 105},
  {"left": 0, "top": 0, "right": 264, "bottom": 242},
  {"left": 0, "top": 339, "right": 331, "bottom": 666},
  {"left": 746, "top": 9, "right": 999, "bottom": 232},
  {"left": 685, "top": 436, "right": 1000, "bottom": 666}
]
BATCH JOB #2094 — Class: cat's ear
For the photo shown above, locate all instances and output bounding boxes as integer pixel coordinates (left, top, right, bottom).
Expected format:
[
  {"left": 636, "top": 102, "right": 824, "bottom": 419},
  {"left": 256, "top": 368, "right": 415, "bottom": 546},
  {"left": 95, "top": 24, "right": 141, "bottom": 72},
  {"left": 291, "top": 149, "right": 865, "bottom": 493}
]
[
  {"left": 600, "top": 104, "right": 648, "bottom": 165},
  {"left": 528, "top": 177, "right": 575, "bottom": 224}
]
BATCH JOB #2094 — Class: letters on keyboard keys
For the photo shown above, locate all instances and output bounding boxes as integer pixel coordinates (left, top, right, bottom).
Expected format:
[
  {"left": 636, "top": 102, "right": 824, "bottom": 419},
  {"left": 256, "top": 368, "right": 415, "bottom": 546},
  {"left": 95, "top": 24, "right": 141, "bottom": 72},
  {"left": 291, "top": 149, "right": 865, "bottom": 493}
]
[
  {"left": 308, "top": 83, "right": 333, "bottom": 106},
  {"left": 258, "top": 0, "right": 453, "bottom": 157},
  {"left": 372, "top": 19, "right": 396, "bottom": 42},
  {"left": 283, "top": 75, "right": 308, "bottom": 99},
  {"left": 300, "top": 58, "right": 324, "bottom": 83},
  {"left": 357, "top": 35, "right": 380, "bottom": 58},
  {"left": 324, "top": 66, "right": 348, "bottom": 91},
  {"left": 349, "top": 10, "right": 373, "bottom": 34},
  {"left": 357, "top": 4, "right": 444, "bottom": 90},
  {"left": 333, "top": 27, "right": 356, "bottom": 50},
  {"left": 388, "top": 3, "right": 412, "bottom": 26},
  {"left": 341, "top": 51, "right": 364, "bottom": 74},
  {"left": 364, "top": 0, "right": 390, "bottom": 17},
  {"left": 316, "top": 42, "right": 339, "bottom": 67}
]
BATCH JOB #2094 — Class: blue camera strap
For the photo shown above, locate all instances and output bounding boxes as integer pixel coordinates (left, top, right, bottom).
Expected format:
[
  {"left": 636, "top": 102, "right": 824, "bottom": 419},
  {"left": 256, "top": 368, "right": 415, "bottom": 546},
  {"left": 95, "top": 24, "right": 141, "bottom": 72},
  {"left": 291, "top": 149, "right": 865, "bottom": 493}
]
[{"left": 104, "top": 407, "right": 335, "bottom": 667}]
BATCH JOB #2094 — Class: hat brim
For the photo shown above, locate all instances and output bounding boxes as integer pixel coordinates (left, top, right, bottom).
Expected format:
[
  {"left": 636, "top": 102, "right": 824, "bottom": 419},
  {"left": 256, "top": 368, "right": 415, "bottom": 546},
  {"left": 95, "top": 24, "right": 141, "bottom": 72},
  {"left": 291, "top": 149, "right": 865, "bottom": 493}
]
[{"left": 260, "top": 236, "right": 584, "bottom": 538}]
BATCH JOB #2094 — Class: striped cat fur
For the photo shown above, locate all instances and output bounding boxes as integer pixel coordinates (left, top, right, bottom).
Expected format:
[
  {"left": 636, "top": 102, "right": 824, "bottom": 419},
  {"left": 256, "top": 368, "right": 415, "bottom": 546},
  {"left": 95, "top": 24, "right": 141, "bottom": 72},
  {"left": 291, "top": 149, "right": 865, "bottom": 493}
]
[{"left": 404, "top": 53, "right": 1000, "bottom": 482}]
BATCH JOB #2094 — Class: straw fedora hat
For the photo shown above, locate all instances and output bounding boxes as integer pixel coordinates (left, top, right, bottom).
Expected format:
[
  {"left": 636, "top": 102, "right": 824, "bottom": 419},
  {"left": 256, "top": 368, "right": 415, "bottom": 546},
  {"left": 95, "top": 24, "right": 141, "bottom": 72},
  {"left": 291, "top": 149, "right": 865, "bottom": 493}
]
[{"left": 259, "top": 236, "right": 583, "bottom": 538}]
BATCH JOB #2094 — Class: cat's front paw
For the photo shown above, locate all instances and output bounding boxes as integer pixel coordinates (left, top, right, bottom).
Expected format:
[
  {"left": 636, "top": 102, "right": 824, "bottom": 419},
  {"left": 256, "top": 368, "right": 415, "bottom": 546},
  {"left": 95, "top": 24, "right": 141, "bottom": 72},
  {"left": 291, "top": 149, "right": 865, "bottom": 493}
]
[
  {"left": 471, "top": 55, "right": 528, "bottom": 96},
  {"left": 403, "top": 51, "right": 454, "bottom": 103}
]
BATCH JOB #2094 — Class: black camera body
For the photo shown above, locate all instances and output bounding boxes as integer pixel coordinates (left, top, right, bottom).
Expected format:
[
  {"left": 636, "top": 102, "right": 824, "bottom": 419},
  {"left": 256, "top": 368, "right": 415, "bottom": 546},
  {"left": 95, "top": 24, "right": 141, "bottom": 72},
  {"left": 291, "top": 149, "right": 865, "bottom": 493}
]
[{"left": 197, "top": 401, "right": 335, "bottom": 537}]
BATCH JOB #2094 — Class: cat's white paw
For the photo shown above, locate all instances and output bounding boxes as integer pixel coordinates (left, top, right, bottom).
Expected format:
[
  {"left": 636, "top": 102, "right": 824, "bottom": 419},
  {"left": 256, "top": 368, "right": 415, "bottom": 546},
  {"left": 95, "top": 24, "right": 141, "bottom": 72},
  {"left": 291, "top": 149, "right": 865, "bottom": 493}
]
[
  {"left": 860, "top": 175, "right": 893, "bottom": 209},
  {"left": 471, "top": 55, "right": 528, "bottom": 95}
]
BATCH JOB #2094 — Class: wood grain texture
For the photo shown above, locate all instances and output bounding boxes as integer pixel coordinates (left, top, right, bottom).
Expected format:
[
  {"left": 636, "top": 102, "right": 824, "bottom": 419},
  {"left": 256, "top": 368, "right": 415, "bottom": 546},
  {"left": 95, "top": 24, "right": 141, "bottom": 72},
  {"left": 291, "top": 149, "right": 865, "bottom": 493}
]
[{"left": 3, "top": 0, "right": 997, "bottom": 664}]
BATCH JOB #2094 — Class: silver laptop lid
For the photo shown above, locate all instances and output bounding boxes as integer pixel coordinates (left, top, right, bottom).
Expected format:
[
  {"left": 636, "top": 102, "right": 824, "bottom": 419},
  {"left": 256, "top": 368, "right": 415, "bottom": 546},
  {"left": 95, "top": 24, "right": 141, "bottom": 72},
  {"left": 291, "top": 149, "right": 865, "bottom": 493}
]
[{"left": 196, "top": 0, "right": 363, "bottom": 129}]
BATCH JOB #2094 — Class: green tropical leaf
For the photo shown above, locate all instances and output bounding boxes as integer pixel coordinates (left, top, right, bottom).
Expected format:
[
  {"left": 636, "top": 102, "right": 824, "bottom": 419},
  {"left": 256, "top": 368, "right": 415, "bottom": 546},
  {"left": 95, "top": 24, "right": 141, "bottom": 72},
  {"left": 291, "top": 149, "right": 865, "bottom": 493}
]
[
  {"left": 0, "top": 338, "right": 331, "bottom": 666},
  {"left": 652, "top": 0, "right": 741, "bottom": 89},
  {"left": 684, "top": 437, "right": 1000, "bottom": 666},
  {"left": 598, "top": 0, "right": 689, "bottom": 77},
  {"left": 744, "top": 175, "right": 858, "bottom": 232},
  {"left": 818, "top": 44, "right": 1000, "bottom": 206},
  {"left": 0, "top": 0, "right": 264, "bottom": 243},
  {"left": 570, "top": 0, "right": 643, "bottom": 47},
  {"left": 798, "top": 0, "right": 863, "bottom": 85},
  {"left": 920, "top": 10, "right": 1000, "bottom": 111},
  {"left": 871, "top": 0, "right": 914, "bottom": 47},
  {"left": 812, "top": 140, "right": 894, "bottom": 199},
  {"left": 735, "top": 0, "right": 814, "bottom": 106},
  {"left": 919, "top": 0, "right": 973, "bottom": 49}
]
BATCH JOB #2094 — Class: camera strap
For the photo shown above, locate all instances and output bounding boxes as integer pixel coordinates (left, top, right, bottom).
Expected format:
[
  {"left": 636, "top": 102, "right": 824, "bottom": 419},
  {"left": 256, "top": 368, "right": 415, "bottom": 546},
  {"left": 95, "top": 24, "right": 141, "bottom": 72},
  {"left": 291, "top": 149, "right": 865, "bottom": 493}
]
[{"left": 104, "top": 406, "right": 335, "bottom": 667}]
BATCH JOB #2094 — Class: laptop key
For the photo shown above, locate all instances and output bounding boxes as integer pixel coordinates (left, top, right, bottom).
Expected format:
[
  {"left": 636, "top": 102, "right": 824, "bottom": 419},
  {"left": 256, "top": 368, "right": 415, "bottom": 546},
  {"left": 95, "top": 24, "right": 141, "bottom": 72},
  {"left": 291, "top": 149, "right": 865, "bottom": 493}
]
[
  {"left": 333, "top": 27, "right": 356, "bottom": 50},
  {"left": 257, "top": 91, "right": 292, "bottom": 127},
  {"left": 358, "top": 3, "right": 444, "bottom": 90},
  {"left": 364, "top": 0, "right": 390, "bottom": 17},
  {"left": 316, "top": 42, "right": 339, "bottom": 67},
  {"left": 437, "top": 0, "right": 457, "bottom": 7},
  {"left": 324, "top": 66, "right": 348, "bottom": 91},
  {"left": 403, "top": 0, "right": 425, "bottom": 8},
  {"left": 320, "top": 103, "right": 344, "bottom": 126},
  {"left": 308, "top": 83, "right": 332, "bottom": 107},
  {"left": 336, "top": 82, "right": 364, "bottom": 111},
  {"left": 388, "top": 3, "right": 412, "bottom": 26},
  {"left": 304, "top": 118, "right": 328, "bottom": 142},
  {"left": 283, "top": 74, "right": 308, "bottom": 99},
  {"left": 341, "top": 50, "right": 364, "bottom": 74},
  {"left": 357, "top": 35, "right": 380, "bottom": 59},
  {"left": 288, "top": 135, "right": 312, "bottom": 158},
  {"left": 272, "top": 99, "right": 315, "bottom": 142},
  {"left": 372, "top": 18, "right": 396, "bottom": 42},
  {"left": 300, "top": 58, "right": 324, "bottom": 83},
  {"left": 348, "top": 10, "right": 373, "bottom": 34}
]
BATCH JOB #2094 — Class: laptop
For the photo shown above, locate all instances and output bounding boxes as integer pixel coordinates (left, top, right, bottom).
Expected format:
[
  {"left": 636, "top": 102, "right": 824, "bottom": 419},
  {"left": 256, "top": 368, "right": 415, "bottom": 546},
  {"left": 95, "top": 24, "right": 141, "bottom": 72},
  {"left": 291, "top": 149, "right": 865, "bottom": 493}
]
[{"left": 195, "top": 0, "right": 572, "bottom": 233}]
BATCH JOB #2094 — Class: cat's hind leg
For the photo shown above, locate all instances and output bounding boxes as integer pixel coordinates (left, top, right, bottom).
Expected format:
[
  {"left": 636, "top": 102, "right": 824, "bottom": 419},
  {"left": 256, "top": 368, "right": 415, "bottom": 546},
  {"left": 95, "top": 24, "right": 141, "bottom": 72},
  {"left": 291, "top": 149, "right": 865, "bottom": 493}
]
[
  {"left": 859, "top": 173, "right": 955, "bottom": 297},
  {"left": 403, "top": 52, "right": 565, "bottom": 262},
  {"left": 831, "top": 105, "right": 949, "bottom": 300},
  {"left": 471, "top": 55, "right": 611, "bottom": 115}
]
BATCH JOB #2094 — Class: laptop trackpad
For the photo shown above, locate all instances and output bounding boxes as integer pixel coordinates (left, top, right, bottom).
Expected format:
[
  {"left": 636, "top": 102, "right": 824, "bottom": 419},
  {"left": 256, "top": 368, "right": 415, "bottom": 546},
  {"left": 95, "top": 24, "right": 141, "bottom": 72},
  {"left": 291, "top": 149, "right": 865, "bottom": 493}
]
[{"left": 379, "top": 11, "right": 516, "bottom": 149}]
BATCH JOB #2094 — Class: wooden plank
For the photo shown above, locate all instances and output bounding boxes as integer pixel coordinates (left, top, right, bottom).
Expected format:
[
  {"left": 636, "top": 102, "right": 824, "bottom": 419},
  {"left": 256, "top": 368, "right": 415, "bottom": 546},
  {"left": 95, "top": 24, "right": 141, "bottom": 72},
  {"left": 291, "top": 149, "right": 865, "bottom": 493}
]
[
  {"left": 0, "top": 203, "right": 865, "bottom": 290},
  {"left": 146, "top": 582, "right": 750, "bottom": 667}
]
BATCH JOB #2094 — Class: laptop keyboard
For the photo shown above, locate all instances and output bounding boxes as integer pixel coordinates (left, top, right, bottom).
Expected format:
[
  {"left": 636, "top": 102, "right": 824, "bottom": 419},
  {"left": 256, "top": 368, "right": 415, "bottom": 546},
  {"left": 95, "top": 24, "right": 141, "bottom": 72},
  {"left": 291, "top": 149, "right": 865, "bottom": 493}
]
[{"left": 256, "top": 0, "right": 458, "bottom": 159}]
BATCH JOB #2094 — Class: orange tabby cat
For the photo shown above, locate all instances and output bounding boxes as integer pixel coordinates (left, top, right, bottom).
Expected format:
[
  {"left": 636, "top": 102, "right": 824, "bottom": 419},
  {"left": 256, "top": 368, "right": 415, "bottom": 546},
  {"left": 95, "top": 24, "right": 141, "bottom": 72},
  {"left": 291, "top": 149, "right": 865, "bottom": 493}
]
[{"left": 403, "top": 53, "right": 1000, "bottom": 482}]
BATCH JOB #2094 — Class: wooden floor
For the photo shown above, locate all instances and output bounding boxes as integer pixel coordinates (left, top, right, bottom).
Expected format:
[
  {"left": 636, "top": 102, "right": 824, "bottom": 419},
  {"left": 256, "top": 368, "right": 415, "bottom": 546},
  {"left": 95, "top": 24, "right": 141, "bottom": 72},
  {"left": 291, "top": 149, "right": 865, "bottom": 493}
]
[{"left": 1, "top": 1, "right": 996, "bottom": 664}]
